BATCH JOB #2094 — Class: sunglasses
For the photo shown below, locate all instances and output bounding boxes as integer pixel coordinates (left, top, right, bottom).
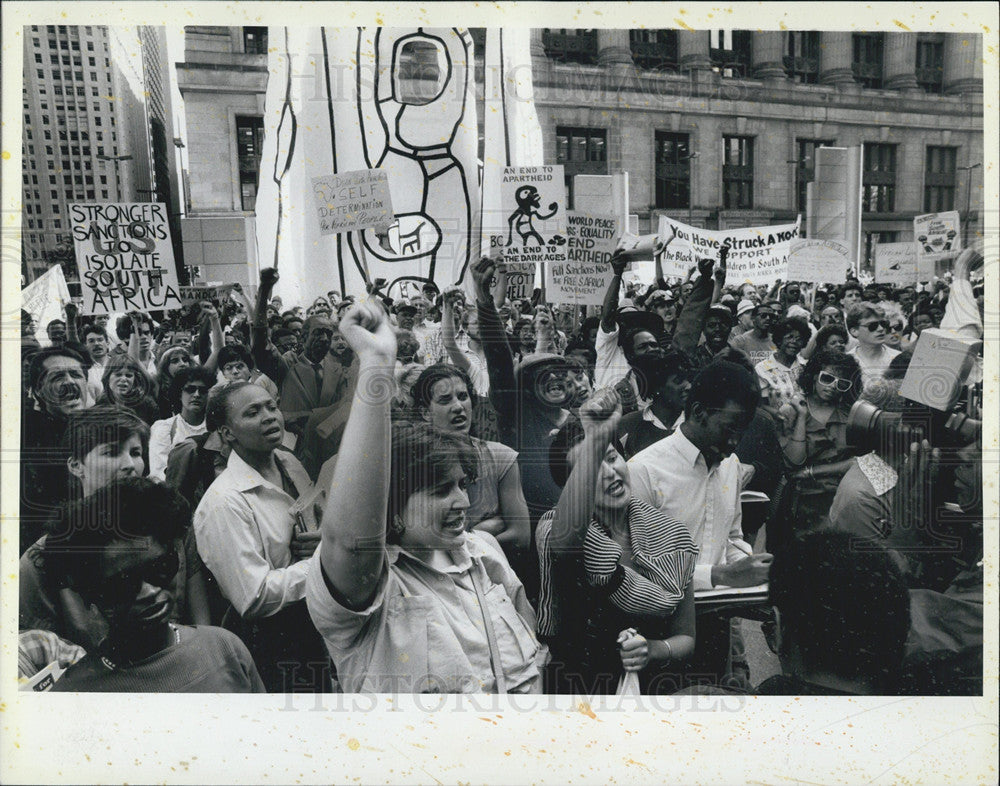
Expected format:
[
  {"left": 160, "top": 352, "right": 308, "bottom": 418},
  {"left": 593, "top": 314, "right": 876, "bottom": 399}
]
[
  {"left": 94, "top": 550, "right": 180, "bottom": 606},
  {"left": 182, "top": 384, "right": 208, "bottom": 395},
  {"left": 860, "top": 320, "right": 889, "bottom": 332},
  {"left": 817, "top": 371, "right": 853, "bottom": 392}
]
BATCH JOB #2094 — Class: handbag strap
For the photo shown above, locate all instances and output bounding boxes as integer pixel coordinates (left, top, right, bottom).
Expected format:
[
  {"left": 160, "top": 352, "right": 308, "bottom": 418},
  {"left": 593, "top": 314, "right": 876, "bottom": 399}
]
[{"left": 469, "top": 562, "right": 507, "bottom": 695}]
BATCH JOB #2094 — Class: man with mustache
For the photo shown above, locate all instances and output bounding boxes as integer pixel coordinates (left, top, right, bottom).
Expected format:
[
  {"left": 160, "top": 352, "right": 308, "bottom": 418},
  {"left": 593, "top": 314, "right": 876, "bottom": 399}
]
[{"left": 20, "top": 347, "right": 94, "bottom": 553}]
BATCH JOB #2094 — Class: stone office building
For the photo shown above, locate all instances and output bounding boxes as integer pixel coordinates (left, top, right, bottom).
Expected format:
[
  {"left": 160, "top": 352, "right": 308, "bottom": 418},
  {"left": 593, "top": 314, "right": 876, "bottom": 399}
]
[
  {"left": 175, "top": 26, "right": 984, "bottom": 284},
  {"left": 528, "top": 29, "right": 984, "bottom": 269}
]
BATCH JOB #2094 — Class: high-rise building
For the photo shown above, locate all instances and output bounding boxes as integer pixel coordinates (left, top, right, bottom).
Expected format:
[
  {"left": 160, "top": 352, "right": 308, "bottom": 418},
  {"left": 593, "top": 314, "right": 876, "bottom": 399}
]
[
  {"left": 20, "top": 24, "right": 154, "bottom": 284},
  {"left": 138, "top": 25, "right": 185, "bottom": 277}
]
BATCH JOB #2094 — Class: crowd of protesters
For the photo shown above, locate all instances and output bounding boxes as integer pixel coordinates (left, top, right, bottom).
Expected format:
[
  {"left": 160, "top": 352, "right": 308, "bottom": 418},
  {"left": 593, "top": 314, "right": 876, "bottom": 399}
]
[{"left": 18, "top": 236, "right": 984, "bottom": 697}]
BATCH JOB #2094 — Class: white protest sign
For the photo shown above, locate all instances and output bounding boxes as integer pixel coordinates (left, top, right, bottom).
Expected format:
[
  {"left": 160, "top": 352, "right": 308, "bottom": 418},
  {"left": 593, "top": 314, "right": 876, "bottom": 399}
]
[
  {"left": 310, "top": 169, "right": 393, "bottom": 235},
  {"left": 490, "top": 165, "right": 568, "bottom": 265},
  {"left": 787, "top": 239, "right": 854, "bottom": 284},
  {"left": 69, "top": 203, "right": 182, "bottom": 315},
  {"left": 874, "top": 242, "right": 920, "bottom": 286},
  {"left": 913, "top": 211, "right": 961, "bottom": 275},
  {"left": 658, "top": 215, "right": 801, "bottom": 285},
  {"left": 546, "top": 212, "right": 620, "bottom": 306},
  {"left": 21, "top": 264, "right": 72, "bottom": 344}
]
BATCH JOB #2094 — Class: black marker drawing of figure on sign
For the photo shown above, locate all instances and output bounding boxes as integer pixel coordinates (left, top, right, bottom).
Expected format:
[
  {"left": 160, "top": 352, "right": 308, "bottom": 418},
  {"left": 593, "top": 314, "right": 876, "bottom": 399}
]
[
  {"left": 349, "top": 27, "right": 476, "bottom": 289},
  {"left": 506, "top": 185, "right": 558, "bottom": 247}
]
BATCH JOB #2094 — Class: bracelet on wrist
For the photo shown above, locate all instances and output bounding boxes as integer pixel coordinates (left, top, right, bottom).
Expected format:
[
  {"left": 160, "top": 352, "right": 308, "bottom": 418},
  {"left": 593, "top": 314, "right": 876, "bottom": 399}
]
[{"left": 663, "top": 640, "right": 673, "bottom": 662}]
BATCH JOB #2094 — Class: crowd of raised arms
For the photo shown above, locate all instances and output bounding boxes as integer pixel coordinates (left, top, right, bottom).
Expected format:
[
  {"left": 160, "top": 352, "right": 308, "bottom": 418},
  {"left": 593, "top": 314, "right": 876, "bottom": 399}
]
[{"left": 18, "top": 239, "right": 984, "bottom": 697}]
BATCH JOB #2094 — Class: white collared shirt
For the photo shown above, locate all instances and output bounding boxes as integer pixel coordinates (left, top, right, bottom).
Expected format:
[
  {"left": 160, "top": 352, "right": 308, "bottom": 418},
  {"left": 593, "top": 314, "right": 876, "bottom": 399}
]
[
  {"left": 627, "top": 427, "right": 750, "bottom": 590},
  {"left": 193, "top": 449, "right": 314, "bottom": 619}
]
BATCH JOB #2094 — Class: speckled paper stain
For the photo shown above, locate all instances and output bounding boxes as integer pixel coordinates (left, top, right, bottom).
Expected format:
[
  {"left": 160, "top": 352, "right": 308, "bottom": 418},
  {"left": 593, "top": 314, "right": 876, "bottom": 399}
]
[{"left": 1, "top": 2, "right": 997, "bottom": 784}]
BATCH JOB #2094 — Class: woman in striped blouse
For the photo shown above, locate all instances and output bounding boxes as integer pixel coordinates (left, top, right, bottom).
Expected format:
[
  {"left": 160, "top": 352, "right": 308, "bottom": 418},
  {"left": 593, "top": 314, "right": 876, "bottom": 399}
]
[{"left": 536, "top": 389, "right": 698, "bottom": 695}]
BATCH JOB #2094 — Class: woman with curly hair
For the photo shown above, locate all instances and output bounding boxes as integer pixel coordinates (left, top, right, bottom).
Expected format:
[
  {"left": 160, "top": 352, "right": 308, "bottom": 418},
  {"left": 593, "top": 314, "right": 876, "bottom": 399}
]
[
  {"left": 779, "top": 349, "right": 864, "bottom": 533},
  {"left": 98, "top": 353, "right": 160, "bottom": 425},
  {"left": 155, "top": 346, "right": 197, "bottom": 419}
]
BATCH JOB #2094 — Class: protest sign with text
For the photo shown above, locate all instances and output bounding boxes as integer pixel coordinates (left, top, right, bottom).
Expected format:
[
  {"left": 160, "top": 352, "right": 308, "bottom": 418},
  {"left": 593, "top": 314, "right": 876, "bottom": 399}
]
[
  {"left": 913, "top": 211, "right": 961, "bottom": 264},
  {"left": 546, "top": 212, "right": 620, "bottom": 306},
  {"left": 70, "top": 202, "right": 182, "bottom": 315},
  {"left": 874, "top": 242, "right": 920, "bottom": 286},
  {"left": 489, "top": 166, "right": 567, "bottom": 268},
  {"left": 657, "top": 215, "right": 801, "bottom": 285},
  {"left": 787, "top": 239, "right": 854, "bottom": 284},
  {"left": 179, "top": 283, "right": 237, "bottom": 305},
  {"left": 311, "top": 169, "right": 393, "bottom": 235},
  {"left": 21, "top": 264, "right": 72, "bottom": 344}
]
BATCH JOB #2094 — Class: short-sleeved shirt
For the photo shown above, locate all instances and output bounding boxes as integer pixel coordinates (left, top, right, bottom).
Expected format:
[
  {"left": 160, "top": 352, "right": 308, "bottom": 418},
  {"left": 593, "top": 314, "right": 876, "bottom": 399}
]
[
  {"left": 466, "top": 439, "right": 518, "bottom": 528},
  {"left": 306, "top": 531, "right": 541, "bottom": 694},
  {"left": 729, "top": 330, "right": 776, "bottom": 366},
  {"left": 52, "top": 625, "right": 265, "bottom": 693}
]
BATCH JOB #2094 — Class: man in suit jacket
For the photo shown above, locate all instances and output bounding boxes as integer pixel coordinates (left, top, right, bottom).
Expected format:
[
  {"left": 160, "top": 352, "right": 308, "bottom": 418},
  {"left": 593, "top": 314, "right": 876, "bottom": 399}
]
[{"left": 253, "top": 285, "right": 354, "bottom": 438}]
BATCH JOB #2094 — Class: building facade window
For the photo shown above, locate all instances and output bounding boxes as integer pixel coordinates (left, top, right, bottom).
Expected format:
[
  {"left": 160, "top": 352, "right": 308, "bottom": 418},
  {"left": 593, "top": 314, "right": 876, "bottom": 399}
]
[
  {"left": 236, "top": 115, "right": 265, "bottom": 211},
  {"left": 915, "top": 33, "right": 945, "bottom": 93},
  {"left": 542, "top": 29, "right": 598, "bottom": 65},
  {"left": 722, "top": 135, "right": 754, "bottom": 209},
  {"left": 862, "top": 143, "right": 897, "bottom": 212},
  {"left": 630, "top": 30, "right": 678, "bottom": 71},
  {"left": 852, "top": 33, "right": 884, "bottom": 88},
  {"left": 242, "top": 27, "right": 268, "bottom": 55},
  {"left": 795, "top": 138, "right": 835, "bottom": 213},
  {"left": 555, "top": 125, "right": 607, "bottom": 208},
  {"left": 784, "top": 31, "right": 820, "bottom": 83},
  {"left": 710, "top": 30, "right": 752, "bottom": 77},
  {"left": 654, "top": 131, "right": 691, "bottom": 210},
  {"left": 924, "top": 146, "right": 957, "bottom": 212}
]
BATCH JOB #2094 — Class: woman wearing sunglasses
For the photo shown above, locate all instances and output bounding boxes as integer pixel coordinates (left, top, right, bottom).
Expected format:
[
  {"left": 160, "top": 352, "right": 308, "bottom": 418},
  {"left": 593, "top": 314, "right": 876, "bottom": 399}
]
[
  {"left": 42, "top": 477, "right": 263, "bottom": 692},
  {"left": 780, "top": 349, "right": 864, "bottom": 532}
]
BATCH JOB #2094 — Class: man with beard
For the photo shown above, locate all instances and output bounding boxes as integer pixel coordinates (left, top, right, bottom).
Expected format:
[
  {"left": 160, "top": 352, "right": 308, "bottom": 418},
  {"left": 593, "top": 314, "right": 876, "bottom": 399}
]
[
  {"left": 20, "top": 347, "right": 94, "bottom": 553},
  {"left": 251, "top": 268, "right": 356, "bottom": 439},
  {"left": 690, "top": 304, "right": 737, "bottom": 371},
  {"left": 729, "top": 302, "right": 778, "bottom": 365}
]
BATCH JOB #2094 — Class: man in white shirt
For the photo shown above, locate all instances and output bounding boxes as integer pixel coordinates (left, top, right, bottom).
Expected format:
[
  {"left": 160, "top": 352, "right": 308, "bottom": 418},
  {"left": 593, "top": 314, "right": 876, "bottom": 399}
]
[
  {"left": 627, "top": 359, "right": 772, "bottom": 687},
  {"left": 628, "top": 359, "right": 772, "bottom": 592}
]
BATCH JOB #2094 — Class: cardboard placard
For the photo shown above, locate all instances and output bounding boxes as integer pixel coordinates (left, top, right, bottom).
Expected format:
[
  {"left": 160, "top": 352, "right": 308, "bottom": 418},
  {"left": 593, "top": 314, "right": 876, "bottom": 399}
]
[
  {"left": 69, "top": 202, "right": 182, "bottom": 315},
  {"left": 874, "top": 241, "right": 920, "bottom": 286},
  {"left": 311, "top": 169, "right": 393, "bottom": 235},
  {"left": 545, "top": 212, "right": 620, "bottom": 306},
  {"left": 913, "top": 211, "right": 961, "bottom": 266},
  {"left": 787, "top": 238, "right": 854, "bottom": 284},
  {"left": 489, "top": 165, "right": 568, "bottom": 269}
]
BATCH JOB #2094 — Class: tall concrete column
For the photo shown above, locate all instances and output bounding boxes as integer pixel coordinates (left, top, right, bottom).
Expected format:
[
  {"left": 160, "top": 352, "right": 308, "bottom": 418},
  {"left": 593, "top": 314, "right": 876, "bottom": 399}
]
[
  {"left": 529, "top": 28, "right": 546, "bottom": 60},
  {"left": 943, "top": 33, "right": 983, "bottom": 95},
  {"left": 678, "top": 30, "right": 712, "bottom": 74},
  {"left": 753, "top": 31, "right": 788, "bottom": 81},
  {"left": 819, "top": 31, "right": 856, "bottom": 88},
  {"left": 884, "top": 32, "right": 919, "bottom": 91},
  {"left": 597, "top": 29, "right": 634, "bottom": 69}
]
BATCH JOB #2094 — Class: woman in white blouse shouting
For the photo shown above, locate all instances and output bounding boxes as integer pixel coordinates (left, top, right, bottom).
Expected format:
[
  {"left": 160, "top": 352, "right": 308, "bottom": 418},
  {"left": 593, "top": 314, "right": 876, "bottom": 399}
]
[{"left": 307, "top": 299, "right": 543, "bottom": 694}]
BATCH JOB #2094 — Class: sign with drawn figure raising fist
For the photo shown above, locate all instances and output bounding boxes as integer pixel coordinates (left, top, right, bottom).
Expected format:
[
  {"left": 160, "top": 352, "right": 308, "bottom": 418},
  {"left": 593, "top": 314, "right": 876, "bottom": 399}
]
[{"left": 488, "top": 166, "right": 568, "bottom": 272}]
